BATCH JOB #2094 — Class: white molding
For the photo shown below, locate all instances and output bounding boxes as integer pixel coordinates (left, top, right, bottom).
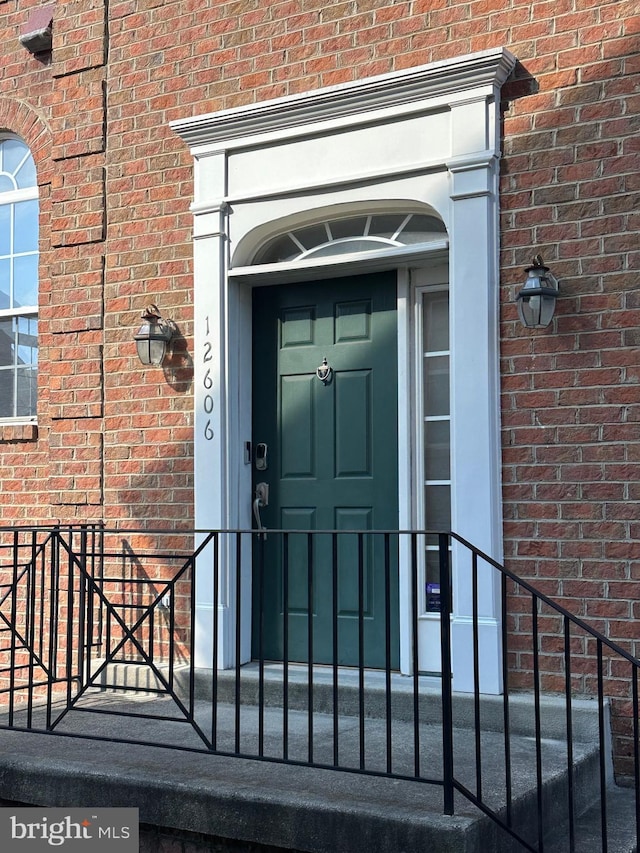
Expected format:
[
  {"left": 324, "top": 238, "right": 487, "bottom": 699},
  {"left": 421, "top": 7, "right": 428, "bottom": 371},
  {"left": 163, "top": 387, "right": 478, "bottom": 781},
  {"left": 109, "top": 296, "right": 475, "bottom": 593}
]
[
  {"left": 230, "top": 241, "right": 449, "bottom": 284},
  {"left": 218, "top": 159, "right": 448, "bottom": 206},
  {"left": 171, "top": 48, "right": 516, "bottom": 151}
]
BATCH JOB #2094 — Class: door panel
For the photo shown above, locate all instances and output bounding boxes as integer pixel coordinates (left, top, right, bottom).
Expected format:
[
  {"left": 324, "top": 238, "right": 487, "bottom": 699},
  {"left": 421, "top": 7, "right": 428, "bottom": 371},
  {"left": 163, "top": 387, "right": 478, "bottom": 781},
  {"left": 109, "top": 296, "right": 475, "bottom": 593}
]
[{"left": 252, "top": 272, "right": 399, "bottom": 668}]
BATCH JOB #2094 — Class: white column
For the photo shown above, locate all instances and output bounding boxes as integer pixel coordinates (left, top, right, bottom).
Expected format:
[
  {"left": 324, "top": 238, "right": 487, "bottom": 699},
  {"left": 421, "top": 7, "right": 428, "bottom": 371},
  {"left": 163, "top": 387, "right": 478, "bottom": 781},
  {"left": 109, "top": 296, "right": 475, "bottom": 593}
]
[
  {"left": 447, "top": 99, "right": 504, "bottom": 694},
  {"left": 191, "top": 152, "right": 239, "bottom": 669}
]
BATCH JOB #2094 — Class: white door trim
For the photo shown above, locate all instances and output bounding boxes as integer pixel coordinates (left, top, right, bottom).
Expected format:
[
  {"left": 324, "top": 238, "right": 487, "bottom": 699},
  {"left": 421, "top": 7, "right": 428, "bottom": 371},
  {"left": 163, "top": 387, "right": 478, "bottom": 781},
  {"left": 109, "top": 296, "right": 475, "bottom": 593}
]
[{"left": 173, "top": 47, "right": 517, "bottom": 693}]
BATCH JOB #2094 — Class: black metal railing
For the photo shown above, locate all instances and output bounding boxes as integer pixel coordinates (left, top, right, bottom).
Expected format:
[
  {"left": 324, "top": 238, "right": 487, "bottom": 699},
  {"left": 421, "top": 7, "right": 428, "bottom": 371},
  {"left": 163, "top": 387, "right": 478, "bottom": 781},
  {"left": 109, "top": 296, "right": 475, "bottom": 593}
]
[{"left": 0, "top": 524, "right": 637, "bottom": 852}]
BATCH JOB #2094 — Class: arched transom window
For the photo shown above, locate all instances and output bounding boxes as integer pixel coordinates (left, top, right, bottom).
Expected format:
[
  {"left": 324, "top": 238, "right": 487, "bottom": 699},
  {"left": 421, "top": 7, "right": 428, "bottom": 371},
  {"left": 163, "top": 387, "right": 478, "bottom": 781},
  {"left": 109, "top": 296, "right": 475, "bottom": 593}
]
[
  {"left": 252, "top": 212, "right": 447, "bottom": 265},
  {"left": 0, "top": 136, "right": 38, "bottom": 420}
]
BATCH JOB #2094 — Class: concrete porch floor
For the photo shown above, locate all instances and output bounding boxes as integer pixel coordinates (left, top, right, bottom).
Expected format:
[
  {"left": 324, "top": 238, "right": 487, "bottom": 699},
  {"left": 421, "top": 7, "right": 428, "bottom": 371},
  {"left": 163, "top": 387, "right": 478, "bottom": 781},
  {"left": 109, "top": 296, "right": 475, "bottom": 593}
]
[{"left": 0, "top": 666, "right": 634, "bottom": 853}]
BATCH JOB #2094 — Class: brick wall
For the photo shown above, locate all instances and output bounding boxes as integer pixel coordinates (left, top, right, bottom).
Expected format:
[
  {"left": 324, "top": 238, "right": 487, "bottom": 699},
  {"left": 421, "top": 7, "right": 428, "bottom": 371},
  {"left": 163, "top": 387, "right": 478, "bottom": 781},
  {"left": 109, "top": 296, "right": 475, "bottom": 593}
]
[
  {"left": 1, "top": 0, "right": 639, "bottom": 766},
  {"left": 2, "top": 1, "right": 637, "bottom": 531}
]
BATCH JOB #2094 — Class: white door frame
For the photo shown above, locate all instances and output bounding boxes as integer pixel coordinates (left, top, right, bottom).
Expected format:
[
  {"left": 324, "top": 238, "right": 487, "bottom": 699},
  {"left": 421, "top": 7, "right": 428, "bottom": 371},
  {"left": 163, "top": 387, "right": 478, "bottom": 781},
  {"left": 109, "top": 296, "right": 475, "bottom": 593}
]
[{"left": 172, "top": 47, "right": 517, "bottom": 694}]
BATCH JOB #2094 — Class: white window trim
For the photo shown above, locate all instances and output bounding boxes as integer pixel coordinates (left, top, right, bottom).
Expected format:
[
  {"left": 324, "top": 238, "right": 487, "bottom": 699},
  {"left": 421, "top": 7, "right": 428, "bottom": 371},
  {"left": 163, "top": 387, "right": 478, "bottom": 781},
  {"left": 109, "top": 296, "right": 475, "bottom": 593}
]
[{"left": 0, "top": 137, "right": 39, "bottom": 425}]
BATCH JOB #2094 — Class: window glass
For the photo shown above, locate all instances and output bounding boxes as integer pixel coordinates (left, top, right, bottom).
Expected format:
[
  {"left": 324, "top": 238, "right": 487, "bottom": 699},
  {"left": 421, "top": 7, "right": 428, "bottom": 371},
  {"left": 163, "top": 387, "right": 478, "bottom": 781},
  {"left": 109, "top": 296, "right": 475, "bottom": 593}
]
[
  {"left": 423, "top": 291, "right": 449, "bottom": 352},
  {"left": 423, "top": 355, "right": 450, "bottom": 416},
  {"left": 0, "top": 258, "right": 10, "bottom": 310},
  {"left": 252, "top": 210, "right": 447, "bottom": 265},
  {"left": 0, "top": 205, "right": 10, "bottom": 256},
  {"left": 0, "top": 318, "right": 14, "bottom": 364},
  {"left": 14, "top": 199, "right": 38, "bottom": 253},
  {"left": 291, "top": 222, "right": 328, "bottom": 250},
  {"left": 424, "top": 420, "right": 450, "bottom": 481},
  {"left": 17, "top": 316, "right": 37, "bottom": 365},
  {"left": 3, "top": 138, "right": 26, "bottom": 174},
  {"left": 398, "top": 214, "right": 447, "bottom": 244},
  {"left": 253, "top": 233, "right": 299, "bottom": 264},
  {"left": 329, "top": 217, "right": 369, "bottom": 239},
  {"left": 368, "top": 213, "right": 406, "bottom": 239},
  {"left": 16, "top": 367, "right": 37, "bottom": 418},
  {"left": 15, "top": 154, "right": 37, "bottom": 189},
  {"left": 424, "top": 484, "right": 451, "bottom": 529},
  {"left": 14, "top": 255, "right": 38, "bottom": 307},
  {"left": 0, "top": 369, "right": 12, "bottom": 418},
  {"left": 304, "top": 238, "right": 388, "bottom": 259},
  {"left": 0, "top": 136, "right": 38, "bottom": 420}
]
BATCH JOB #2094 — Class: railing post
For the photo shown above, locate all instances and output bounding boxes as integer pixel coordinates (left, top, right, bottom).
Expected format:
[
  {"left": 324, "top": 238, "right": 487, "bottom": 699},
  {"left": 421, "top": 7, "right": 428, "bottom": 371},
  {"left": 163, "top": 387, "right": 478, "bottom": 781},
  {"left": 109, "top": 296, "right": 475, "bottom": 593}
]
[
  {"left": 633, "top": 664, "right": 639, "bottom": 848},
  {"left": 8, "top": 529, "right": 19, "bottom": 727},
  {"left": 46, "top": 526, "right": 61, "bottom": 730},
  {"left": 439, "top": 532, "right": 455, "bottom": 815},
  {"left": 78, "top": 526, "right": 88, "bottom": 690}
]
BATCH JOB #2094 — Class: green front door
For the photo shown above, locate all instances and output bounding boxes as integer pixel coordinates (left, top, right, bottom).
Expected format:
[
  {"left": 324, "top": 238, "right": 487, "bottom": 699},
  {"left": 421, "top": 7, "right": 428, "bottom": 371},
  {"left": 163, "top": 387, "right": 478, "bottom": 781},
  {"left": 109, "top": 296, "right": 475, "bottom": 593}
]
[{"left": 252, "top": 272, "right": 399, "bottom": 668}]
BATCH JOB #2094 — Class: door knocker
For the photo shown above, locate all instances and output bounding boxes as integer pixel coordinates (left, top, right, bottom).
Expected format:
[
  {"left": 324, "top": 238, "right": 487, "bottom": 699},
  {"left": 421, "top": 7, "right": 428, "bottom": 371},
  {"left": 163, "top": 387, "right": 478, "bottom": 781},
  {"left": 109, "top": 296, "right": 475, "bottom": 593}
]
[{"left": 316, "top": 357, "right": 333, "bottom": 385}]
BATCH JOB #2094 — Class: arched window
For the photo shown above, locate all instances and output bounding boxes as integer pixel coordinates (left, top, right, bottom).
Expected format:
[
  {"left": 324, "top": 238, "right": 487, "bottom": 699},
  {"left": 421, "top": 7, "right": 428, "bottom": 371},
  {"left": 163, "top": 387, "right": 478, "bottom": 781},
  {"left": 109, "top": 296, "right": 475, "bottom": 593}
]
[
  {"left": 0, "top": 136, "right": 38, "bottom": 420},
  {"left": 252, "top": 212, "right": 447, "bottom": 265}
]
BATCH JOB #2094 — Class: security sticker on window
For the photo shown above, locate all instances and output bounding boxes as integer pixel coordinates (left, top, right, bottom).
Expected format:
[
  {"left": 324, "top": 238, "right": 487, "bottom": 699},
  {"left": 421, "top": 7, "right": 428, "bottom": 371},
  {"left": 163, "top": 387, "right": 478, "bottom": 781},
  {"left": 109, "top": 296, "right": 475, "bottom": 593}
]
[{"left": 0, "top": 808, "right": 138, "bottom": 851}]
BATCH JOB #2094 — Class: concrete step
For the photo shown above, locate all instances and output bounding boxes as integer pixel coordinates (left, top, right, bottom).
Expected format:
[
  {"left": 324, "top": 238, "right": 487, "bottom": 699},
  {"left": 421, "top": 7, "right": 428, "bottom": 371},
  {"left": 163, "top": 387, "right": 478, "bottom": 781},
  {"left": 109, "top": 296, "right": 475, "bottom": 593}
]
[
  {"left": 0, "top": 662, "right": 633, "bottom": 852},
  {"left": 543, "top": 785, "right": 638, "bottom": 853},
  {"left": 0, "top": 688, "right": 609, "bottom": 853},
  {"left": 103, "top": 660, "right": 603, "bottom": 741}
]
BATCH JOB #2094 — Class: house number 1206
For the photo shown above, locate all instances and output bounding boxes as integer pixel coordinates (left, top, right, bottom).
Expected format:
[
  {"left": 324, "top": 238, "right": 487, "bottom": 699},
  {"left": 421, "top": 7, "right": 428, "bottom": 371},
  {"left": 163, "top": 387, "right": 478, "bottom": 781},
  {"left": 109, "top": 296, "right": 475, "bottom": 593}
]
[{"left": 203, "top": 317, "right": 214, "bottom": 440}]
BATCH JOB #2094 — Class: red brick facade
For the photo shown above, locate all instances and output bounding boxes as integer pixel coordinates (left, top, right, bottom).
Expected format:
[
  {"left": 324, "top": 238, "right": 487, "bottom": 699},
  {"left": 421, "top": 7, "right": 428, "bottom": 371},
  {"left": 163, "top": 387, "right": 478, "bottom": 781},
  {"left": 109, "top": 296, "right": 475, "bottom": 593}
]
[{"left": 0, "top": 0, "right": 638, "bottom": 747}]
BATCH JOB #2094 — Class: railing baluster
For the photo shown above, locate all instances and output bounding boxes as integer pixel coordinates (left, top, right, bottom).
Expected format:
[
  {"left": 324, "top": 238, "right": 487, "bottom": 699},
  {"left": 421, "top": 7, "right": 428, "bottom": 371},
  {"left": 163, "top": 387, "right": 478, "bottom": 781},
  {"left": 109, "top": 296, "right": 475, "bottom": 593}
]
[
  {"left": 149, "top": 607, "right": 155, "bottom": 666},
  {"left": 501, "top": 571, "right": 513, "bottom": 828},
  {"left": 104, "top": 534, "right": 111, "bottom": 696},
  {"left": 283, "top": 532, "right": 289, "bottom": 762},
  {"left": 26, "top": 530, "right": 37, "bottom": 728},
  {"left": 65, "top": 528, "right": 74, "bottom": 712},
  {"left": 332, "top": 531, "right": 339, "bottom": 768},
  {"left": 411, "top": 532, "right": 420, "bottom": 779},
  {"left": 77, "top": 526, "right": 88, "bottom": 686},
  {"left": 564, "top": 615, "right": 575, "bottom": 853},
  {"left": 85, "top": 529, "right": 95, "bottom": 704},
  {"left": 39, "top": 537, "right": 46, "bottom": 665},
  {"left": 9, "top": 530, "right": 18, "bottom": 727},
  {"left": 307, "top": 531, "right": 314, "bottom": 765},
  {"left": 167, "top": 577, "right": 174, "bottom": 692},
  {"left": 211, "top": 532, "right": 219, "bottom": 750},
  {"left": 532, "top": 594, "right": 544, "bottom": 853},
  {"left": 439, "top": 532, "right": 454, "bottom": 816},
  {"left": 358, "top": 531, "right": 365, "bottom": 771},
  {"left": 633, "top": 663, "right": 639, "bottom": 851},
  {"left": 46, "top": 529, "right": 60, "bottom": 731},
  {"left": 97, "top": 525, "right": 105, "bottom": 656},
  {"left": 258, "top": 532, "right": 266, "bottom": 758},
  {"left": 384, "top": 532, "right": 392, "bottom": 775},
  {"left": 167, "top": 570, "right": 176, "bottom": 698},
  {"left": 234, "top": 532, "right": 242, "bottom": 755},
  {"left": 472, "top": 550, "right": 482, "bottom": 801},
  {"left": 597, "top": 639, "right": 608, "bottom": 853}
]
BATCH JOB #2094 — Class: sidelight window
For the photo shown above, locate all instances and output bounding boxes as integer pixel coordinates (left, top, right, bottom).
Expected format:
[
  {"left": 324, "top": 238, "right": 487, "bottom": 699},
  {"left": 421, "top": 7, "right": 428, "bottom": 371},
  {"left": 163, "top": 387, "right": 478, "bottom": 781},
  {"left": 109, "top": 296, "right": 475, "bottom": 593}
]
[{"left": 421, "top": 288, "right": 451, "bottom": 611}]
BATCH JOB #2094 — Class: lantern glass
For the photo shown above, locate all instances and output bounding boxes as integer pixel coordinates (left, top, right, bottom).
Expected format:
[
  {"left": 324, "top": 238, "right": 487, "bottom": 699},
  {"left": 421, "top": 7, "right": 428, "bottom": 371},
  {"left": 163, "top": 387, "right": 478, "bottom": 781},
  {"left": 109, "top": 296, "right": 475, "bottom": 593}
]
[
  {"left": 516, "top": 262, "right": 559, "bottom": 329},
  {"left": 134, "top": 319, "right": 171, "bottom": 365}
]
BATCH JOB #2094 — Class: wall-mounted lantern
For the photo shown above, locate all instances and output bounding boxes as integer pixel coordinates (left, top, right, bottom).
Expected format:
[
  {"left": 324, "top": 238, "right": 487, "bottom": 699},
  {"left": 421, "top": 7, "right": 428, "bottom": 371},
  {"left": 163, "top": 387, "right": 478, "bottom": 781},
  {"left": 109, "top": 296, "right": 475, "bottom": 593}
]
[
  {"left": 134, "top": 304, "right": 174, "bottom": 366},
  {"left": 516, "top": 255, "right": 560, "bottom": 329}
]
